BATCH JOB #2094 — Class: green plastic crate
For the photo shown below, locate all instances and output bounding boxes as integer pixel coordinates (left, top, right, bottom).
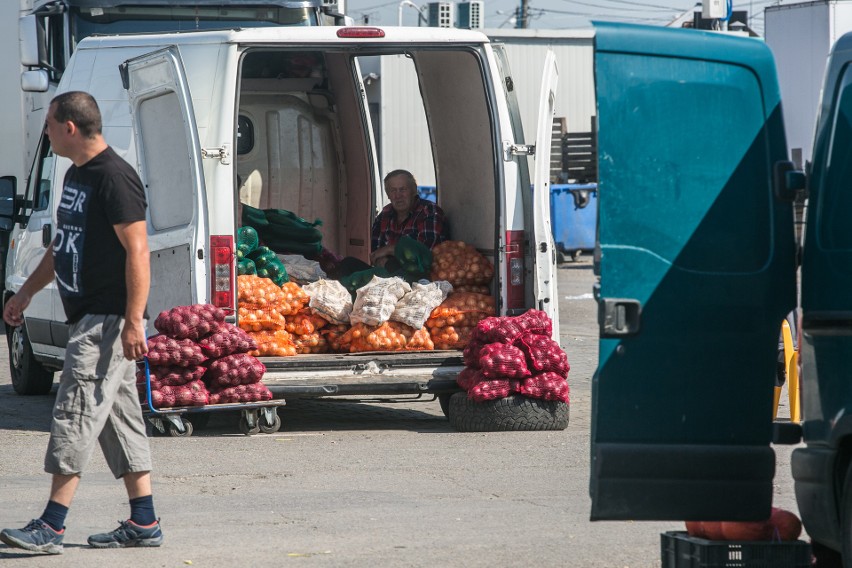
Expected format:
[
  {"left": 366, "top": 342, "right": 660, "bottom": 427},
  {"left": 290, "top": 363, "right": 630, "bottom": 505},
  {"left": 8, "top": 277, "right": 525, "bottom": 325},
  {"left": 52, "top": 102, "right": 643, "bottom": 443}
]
[{"left": 661, "top": 531, "right": 811, "bottom": 568}]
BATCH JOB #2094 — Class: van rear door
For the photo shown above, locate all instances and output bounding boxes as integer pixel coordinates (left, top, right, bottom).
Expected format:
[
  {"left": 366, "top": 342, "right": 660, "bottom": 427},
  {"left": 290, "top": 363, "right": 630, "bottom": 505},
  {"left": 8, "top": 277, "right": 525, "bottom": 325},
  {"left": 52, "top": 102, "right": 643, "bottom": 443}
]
[
  {"left": 590, "top": 23, "right": 796, "bottom": 521},
  {"left": 120, "top": 47, "right": 208, "bottom": 330}
]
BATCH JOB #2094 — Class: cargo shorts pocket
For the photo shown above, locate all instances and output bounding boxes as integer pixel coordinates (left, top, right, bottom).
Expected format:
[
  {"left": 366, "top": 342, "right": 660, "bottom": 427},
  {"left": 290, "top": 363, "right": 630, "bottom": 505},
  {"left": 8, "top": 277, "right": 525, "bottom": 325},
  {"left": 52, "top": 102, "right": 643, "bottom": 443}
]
[{"left": 55, "top": 320, "right": 107, "bottom": 418}]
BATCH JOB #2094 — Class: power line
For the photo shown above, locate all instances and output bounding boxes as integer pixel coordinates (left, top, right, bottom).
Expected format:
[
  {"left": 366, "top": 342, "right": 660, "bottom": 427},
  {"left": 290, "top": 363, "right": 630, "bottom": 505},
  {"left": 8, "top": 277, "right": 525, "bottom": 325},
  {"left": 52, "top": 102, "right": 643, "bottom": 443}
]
[{"left": 558, "top": 0, "right": 689, "bottom": 12}]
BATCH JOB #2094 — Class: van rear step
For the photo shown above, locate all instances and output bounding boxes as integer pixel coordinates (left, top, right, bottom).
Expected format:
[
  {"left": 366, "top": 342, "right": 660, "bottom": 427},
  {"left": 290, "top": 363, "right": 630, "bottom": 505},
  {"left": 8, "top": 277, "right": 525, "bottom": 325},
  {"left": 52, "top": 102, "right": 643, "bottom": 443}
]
[{"left": 260, "top": 351, "right": 464, "bottom": 398}]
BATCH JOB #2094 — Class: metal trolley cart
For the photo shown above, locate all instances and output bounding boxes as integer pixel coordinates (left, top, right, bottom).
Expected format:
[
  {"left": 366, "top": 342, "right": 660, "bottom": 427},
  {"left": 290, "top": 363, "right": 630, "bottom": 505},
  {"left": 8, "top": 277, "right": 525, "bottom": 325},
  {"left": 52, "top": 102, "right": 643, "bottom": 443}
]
[{"left": 138, "top": 359, "right": 286, "bottom": 437}]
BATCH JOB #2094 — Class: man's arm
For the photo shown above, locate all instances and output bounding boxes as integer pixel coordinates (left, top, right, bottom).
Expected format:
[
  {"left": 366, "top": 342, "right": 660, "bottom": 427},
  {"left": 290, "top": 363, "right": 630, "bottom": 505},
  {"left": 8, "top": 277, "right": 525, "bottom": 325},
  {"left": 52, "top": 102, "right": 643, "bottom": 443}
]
[
  {"left": 3, "top": 243, "right": 56, "bottom": 327},
  {"left": 114, "top": 220, "right": 150, "bottom": 360}
]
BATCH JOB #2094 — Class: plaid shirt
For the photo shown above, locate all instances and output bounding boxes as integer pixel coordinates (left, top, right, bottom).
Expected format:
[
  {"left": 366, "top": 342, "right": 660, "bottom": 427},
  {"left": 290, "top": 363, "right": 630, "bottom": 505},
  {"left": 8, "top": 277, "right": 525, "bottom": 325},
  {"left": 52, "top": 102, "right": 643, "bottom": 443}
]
[{"left": 371, "top": 198, "right": 447, "bottom": 252}]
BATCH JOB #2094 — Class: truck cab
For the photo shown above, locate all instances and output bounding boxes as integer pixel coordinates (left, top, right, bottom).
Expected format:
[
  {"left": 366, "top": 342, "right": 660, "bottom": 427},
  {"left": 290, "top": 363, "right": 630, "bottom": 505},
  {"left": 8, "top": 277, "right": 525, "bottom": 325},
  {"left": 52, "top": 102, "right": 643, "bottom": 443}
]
[{"left": 590, "top": 22, "right": 852, "bottom": 561}]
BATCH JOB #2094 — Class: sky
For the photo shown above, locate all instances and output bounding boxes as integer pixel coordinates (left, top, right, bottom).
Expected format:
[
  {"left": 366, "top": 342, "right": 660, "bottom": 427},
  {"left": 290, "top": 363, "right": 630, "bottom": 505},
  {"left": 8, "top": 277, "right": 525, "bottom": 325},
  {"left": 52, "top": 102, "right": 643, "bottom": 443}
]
[{"left": 343, "top": 0, "right": 783, "bottom": 35}]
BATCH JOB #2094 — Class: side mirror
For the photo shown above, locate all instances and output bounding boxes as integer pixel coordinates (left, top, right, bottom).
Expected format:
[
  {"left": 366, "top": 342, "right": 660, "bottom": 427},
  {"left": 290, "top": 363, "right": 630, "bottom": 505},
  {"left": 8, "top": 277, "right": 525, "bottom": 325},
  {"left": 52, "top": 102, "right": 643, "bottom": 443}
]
[
  {"left": 21, "top": 70, "right": 49, "bottom": 93},
  {"left": 773, "top": 160, "right": 806, "bottom": 202},
  {"left": 19, "top": 15, "right": 41, "bottom": 67},
  {"left": 0, "top": 177, "right": 17, "bottom": 232}
]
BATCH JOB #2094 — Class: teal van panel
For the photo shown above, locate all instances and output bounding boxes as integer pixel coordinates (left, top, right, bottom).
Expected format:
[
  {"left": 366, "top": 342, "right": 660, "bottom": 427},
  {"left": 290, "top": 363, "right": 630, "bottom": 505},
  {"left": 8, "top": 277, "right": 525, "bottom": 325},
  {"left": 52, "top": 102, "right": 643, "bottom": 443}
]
[
  {"left": 801, "top": 34, "right": 852, "bottom": 448},
  {"left": 591, "top": 23, "right": 796, "bottom": 520}
]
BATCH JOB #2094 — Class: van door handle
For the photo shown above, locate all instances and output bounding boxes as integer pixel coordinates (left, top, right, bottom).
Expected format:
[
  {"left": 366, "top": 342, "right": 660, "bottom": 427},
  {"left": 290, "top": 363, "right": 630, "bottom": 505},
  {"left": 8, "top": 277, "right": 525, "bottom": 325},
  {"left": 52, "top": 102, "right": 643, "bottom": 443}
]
[
  {"left": 42, "top": 224, "right": 52, "bottom": 247},
  {"left": 599, "top": 298, "right": 641, "bottom": 337}
]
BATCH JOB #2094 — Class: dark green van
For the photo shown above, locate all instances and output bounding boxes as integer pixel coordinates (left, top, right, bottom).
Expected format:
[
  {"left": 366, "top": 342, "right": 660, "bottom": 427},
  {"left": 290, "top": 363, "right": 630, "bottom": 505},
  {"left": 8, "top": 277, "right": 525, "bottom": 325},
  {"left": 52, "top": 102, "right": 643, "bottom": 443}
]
[{"left": 590, "top": 21, "right": 852, "bottom": 560}]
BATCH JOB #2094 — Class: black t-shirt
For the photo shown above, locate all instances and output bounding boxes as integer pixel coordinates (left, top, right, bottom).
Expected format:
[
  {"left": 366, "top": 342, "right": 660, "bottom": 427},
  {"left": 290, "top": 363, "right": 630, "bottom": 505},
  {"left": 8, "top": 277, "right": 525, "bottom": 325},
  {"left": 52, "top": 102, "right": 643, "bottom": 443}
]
[{"left": 54, "top": 146, "right": 148, "bottom": 324}]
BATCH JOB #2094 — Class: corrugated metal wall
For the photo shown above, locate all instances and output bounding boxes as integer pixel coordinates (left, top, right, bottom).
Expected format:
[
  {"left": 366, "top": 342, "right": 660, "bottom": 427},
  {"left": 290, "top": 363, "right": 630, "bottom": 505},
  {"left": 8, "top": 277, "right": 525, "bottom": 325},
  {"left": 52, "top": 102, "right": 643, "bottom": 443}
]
[{"left": 377, "top": 29, "right": 596, "bottom": 186}]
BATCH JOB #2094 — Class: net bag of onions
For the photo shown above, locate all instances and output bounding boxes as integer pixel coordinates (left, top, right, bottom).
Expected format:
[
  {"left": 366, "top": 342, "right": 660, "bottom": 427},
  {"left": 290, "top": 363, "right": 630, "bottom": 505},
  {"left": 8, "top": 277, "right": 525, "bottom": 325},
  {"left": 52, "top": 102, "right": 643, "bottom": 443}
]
[
  {"left": 339, "top": 321, "right": 427, "bottom": 352},
  {"left": 430, "top": 240, "right": 494, "bottom": 287},
  {"left": 350, "top": 276, "right": 411, "bottom": 327},
  {"left": 390, "top": 281, "right": 453, "bottom": 330},
  {"left": 430, "top": 325, "right": 476, "bottom": 350},
  {"left": 302, "top": 279, "right": 353, "bottom": 325},
  {"left": 284, "top": 309, "right": 329, "bottom": 336},
  {"left": 154, "top": 303, "right": 225, "bottom": 340},
  {"left": 208, "top": 382, "right": 273, "bottom": 404},
  {"left": 146, "top": 335, "right": 207, "bottom": 367},
  {"left": 145, "top": 380, "right": 210, "bottom": 409},
  {"left": 477, "top": 343, "right": 532, "bottom": 379},
  {"left": 197, "top": 323, "right": 258, "bottom": 358},
  {"left": 517, "top": 372, "right": 570, "bottom": 403},
  {"left": 473, "top": 309, "right": 553, "bottom": 345},
  {"left": 469, "top": 378, "right": 516, "bottom": 402},
  {"left": 320, "top": 324, "right": 351, "bottom": 353},
  {"left": 293, "top": 332, "right": 329, "bottom": 354},
  {"left": 514, "top": 333, "right": 570, "bottom": 377},
  {"left": 138, "top": 364, "right": 206, "bottom": 387},
  {"left": 426, "top": 292, "right": 495, "bottom": 330},
  {"left": 247, "top": 329, "right": 297, "bottom": 357},
  {"left": 205, "top": 353, "right": 267, "bottom": 388}
]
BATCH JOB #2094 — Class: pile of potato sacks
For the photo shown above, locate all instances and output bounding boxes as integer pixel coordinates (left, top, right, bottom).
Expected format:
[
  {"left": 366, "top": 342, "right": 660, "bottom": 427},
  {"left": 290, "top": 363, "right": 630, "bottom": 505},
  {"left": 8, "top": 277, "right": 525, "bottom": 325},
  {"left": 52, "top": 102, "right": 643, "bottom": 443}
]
[{"left": 235, "top": 240, "right": 498, "bottom": 354}]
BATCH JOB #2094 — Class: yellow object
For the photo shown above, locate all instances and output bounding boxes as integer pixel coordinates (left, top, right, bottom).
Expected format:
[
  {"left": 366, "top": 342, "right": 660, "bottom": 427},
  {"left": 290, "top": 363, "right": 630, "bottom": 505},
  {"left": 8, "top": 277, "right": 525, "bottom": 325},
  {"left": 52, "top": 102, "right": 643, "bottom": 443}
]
[{"left": 773, "top": 319, "right": 801, "bottom": 423}]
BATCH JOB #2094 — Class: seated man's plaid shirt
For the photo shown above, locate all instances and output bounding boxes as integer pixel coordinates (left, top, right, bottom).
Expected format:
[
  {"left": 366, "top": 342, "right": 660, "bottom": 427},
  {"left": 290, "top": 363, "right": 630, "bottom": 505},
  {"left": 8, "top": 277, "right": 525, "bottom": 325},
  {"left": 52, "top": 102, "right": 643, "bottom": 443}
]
[{"left": 371, "top": 197, "right": 448, "bottom": 252}]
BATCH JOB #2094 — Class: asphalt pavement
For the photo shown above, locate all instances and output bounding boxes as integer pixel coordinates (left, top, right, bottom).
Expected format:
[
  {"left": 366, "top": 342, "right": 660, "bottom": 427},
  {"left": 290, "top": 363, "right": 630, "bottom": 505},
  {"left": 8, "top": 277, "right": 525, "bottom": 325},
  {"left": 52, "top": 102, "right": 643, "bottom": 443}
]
[{"left": 0, "top": 257, "right": 803, "bottom": 567}]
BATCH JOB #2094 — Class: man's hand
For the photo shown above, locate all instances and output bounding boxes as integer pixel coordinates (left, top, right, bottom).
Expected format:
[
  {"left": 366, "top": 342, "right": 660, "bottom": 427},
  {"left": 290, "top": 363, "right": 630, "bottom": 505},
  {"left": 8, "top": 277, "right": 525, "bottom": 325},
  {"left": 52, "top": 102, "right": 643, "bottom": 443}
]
[
  {"left": 121, "top": 319, "right": 148, "bottom": 361},
  {"left": 3, "top": 292, "right": 32, "bottom": 328}
]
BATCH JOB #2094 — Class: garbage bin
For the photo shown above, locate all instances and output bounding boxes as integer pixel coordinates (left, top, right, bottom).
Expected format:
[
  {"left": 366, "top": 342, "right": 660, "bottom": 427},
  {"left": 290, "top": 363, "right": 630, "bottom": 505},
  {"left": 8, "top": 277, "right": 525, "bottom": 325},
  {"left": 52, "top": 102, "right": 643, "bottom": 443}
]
[
  {"left": 417, "top": 186, "right": 437, "bottom": 203},
  {"left": 550, "top": 183, "right": 597, "bottom": 262}
]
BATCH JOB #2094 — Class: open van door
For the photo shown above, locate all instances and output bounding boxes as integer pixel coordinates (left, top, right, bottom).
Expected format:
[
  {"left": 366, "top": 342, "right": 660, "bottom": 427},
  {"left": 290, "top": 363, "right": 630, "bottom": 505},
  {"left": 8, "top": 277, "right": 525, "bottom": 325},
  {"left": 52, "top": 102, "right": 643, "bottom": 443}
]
[
  {"left": 120, "top": 47, "right": 208, "bottom": 333},
  {"left": 589, "top": 23, "right": 796, "bottom": 521},
  {"left": 532, "top": 51, "right": 560, "bottom": 337}
]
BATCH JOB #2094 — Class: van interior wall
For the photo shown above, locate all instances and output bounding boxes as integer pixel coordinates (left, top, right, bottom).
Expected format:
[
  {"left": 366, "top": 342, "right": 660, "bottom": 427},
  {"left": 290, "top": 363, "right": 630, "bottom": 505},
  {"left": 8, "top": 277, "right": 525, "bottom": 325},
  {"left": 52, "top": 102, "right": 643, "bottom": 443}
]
[
  {"left": 236, "top": 51, "right": 373, "bottom": 261},
  {"left": 415, "top": 50, "right": 496, "bottom": 252}
]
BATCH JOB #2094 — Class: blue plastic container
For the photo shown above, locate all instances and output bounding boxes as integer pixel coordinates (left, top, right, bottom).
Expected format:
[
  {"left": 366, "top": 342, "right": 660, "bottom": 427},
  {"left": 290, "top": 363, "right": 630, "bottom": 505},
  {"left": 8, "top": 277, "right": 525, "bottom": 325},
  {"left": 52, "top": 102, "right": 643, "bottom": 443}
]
[
  {"left": 550, "top": 183, "right": 597, "bottom": 261},
  {"left": 417, "top": 186, "right": 437, "bottom": 203}
]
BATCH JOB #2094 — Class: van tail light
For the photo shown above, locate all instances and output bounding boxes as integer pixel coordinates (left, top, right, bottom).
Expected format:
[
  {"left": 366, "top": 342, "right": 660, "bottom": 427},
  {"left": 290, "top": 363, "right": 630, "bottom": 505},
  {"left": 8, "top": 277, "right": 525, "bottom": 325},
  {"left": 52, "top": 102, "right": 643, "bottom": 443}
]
[
  {"left": 505, "top": 230, "right": 525, "bottom": 310},
  {"left": 210, "top": 235, "right": 234, "bottom": 310}
]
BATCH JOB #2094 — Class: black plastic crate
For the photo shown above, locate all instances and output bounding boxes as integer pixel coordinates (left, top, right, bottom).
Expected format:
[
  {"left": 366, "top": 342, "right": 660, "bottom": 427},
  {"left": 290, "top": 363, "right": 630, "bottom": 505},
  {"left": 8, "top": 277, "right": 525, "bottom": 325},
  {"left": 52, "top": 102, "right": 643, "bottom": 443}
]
[{"left": 661, "top": 531, "right": 811, "bottom": 568}]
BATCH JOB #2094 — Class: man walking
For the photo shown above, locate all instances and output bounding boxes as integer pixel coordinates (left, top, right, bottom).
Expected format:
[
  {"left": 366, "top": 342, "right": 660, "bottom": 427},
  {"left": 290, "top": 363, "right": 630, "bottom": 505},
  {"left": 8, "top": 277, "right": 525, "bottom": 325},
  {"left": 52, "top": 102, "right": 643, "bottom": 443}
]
[{"left": 0, "top": 91, "right": 162, "bottom": 554}]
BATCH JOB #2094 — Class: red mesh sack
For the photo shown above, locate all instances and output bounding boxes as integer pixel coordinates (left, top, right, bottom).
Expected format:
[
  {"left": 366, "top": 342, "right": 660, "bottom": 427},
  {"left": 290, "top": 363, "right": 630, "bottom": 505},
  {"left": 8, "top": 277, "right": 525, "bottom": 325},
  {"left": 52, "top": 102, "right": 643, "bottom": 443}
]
[
  {"left": 478, "top": 343, "right": 532, "bottom": 379},
  {"left": 517, "top": 372, "right": 570, "bottom": 403},
  {"left": 205, "top": 353, "right": 266, "bottom": 387},
  {"left": 154, "top": 304, "right": 226, "bottom": 340},
  {"left": 457, "top": 367, "right": 487, "bottom": 391},
  {"left": 209, "top": 382, "right": 273, "bottom": 404},
  {"left": 149, "top": 382, "right": 209, "bottom": 408},
  {"left": 468, "top": 379, "right": 514, "bottom": 402},
  {"left": 475, "top": 309, "right": 553, "bottom": 344},
  {"left": 515, "top": 333, "right": 569, "bottom": 377},
  {"left": 462, "top": 337, "right": 487, "bottom": 368},
  {"left": 146, "top": 335, "right": 207, "bottom": 367},
  {"left": 197, "top": 323, "right": 257, "bottom": 358},
  {"left": 140, "top": 364, "right": 206, "bottom": 387}
]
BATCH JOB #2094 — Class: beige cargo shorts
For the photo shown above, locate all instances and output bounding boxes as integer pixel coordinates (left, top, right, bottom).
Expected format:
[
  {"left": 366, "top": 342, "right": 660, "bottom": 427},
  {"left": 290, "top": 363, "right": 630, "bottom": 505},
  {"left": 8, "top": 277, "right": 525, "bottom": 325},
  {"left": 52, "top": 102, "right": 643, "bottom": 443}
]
[{"left": 45, "top": 314, "right": 152, "bottom": 478}]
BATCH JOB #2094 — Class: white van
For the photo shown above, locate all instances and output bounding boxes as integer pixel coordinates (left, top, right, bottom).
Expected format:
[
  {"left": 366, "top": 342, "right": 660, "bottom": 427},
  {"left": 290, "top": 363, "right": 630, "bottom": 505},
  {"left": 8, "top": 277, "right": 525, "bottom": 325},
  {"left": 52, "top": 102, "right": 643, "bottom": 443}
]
[{"left": 0, "top": 26, "right": 559, "bottom": 426}]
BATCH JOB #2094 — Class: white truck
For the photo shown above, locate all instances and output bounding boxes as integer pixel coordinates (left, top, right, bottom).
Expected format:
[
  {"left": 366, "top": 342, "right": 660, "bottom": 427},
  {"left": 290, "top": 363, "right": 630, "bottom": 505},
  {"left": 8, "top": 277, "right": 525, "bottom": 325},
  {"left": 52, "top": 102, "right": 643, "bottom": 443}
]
[{"left": 0, "top": 24, "right": 561, "bottom": 431}]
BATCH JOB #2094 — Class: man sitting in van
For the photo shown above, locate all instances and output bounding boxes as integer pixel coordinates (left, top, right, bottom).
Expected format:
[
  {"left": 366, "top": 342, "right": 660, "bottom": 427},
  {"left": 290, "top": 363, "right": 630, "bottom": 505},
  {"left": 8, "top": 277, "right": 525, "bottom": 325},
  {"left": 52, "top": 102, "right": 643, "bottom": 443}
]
[{"left": 369, "top": 169, "right": 447, "bottom": 268}]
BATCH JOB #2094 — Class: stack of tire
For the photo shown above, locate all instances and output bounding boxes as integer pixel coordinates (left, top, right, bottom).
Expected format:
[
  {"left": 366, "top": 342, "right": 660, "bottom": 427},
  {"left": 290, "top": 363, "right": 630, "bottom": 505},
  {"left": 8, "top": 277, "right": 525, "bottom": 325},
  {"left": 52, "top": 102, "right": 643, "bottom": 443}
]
[{"left": 447, "top": 309, "right": 570, "bottom": 432}]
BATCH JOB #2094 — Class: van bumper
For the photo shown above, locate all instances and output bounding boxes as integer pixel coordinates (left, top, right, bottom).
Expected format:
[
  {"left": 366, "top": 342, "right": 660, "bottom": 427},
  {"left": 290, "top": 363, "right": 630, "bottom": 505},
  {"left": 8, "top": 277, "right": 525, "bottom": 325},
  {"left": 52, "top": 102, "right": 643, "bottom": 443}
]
[{"left": 791, "top": 446, "right": 840, "bottom": 549}]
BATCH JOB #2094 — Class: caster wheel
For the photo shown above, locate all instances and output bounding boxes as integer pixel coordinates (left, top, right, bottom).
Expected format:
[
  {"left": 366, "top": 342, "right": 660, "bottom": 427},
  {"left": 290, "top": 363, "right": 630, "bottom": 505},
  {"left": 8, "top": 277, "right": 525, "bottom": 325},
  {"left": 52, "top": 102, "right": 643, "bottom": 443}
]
[
  {"left": 239, "top": 416, "right": 260, "bottom": 436},
  {"left": 168, "top": 418, "right": 193, "bottom": 437},
  {"left": 259, "top": 413, "right": 282, "bottom": 434}
]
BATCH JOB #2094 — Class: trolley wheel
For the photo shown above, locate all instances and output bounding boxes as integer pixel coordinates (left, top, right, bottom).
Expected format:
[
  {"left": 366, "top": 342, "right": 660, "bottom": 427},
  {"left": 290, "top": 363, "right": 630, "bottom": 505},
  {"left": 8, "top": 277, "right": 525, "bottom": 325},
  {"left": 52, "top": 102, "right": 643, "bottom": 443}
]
[
  {"left": 259, "top": 413, "right": 281, "bottom": 434},
  {"left": 239, "top": 415, "right": 260, "bottom": 436},
  {"left": 168, "top": 418, "right": 193, "bottom": 437}
]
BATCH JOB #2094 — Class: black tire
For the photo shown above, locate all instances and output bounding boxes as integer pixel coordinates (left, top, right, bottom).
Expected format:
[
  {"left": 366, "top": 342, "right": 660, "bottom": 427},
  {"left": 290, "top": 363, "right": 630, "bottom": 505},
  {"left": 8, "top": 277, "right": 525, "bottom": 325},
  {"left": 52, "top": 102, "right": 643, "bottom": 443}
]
[
  {"left": 7, "top": 324, "right": 54, "bottom": 395},
  {"left": 259, "top": 413, "right": 281, "bottom": 434},
  {"left": 168, "top": 418, "right": 193, "bottom": 437},
  {"left": 448, "top": 393, "right": 569, "bottom": 432},
  {"left": 438, "top": 393, "right": 452, "bottom": 418},
  {"left": 841, "top": 463, "right": 852, "bottom": 568}
]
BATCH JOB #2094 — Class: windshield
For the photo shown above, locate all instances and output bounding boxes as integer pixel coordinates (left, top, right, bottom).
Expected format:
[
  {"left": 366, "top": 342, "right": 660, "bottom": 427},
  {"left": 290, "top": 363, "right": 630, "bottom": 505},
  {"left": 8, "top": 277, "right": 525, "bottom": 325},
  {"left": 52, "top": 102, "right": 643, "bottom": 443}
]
[{"left": 71, "top": 5, "right": 318, "bottom": 38}]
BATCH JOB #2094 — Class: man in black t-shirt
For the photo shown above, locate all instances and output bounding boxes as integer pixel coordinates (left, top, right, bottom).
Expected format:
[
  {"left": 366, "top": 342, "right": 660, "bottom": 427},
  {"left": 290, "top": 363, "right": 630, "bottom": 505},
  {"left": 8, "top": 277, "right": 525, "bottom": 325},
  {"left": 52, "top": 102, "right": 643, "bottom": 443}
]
[{"left": 1, "top": 91, "right": 163, "bottom": 554}]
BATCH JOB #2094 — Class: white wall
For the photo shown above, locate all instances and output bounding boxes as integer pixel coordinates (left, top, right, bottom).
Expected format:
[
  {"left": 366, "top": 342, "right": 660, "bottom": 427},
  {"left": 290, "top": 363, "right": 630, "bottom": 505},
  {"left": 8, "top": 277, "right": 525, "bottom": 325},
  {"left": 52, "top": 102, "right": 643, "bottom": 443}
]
[{"left": 377, "top": 29, "right": 595, "bottom": 186}]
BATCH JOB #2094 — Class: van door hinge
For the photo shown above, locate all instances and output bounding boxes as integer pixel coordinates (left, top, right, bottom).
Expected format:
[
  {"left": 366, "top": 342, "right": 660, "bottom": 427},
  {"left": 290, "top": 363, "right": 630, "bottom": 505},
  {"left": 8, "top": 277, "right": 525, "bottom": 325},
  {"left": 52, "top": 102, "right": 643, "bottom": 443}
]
[
  {"left": 502, "top": 141, "right": 535, "bottom": 161},
  {"left": 201, "top": 143, "right": 231, "bottom": 165}
]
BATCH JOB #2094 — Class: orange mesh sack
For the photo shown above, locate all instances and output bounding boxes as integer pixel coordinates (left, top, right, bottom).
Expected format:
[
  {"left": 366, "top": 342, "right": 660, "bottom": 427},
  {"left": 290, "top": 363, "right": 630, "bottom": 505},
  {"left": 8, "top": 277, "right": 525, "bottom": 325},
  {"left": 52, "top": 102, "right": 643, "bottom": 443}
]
[
  {"left": 238, "top": 275, "right": 288, "bottom": 307},
  {"left": 430, "top": 240, "right": 494, "bottom": 287},
  {"left": 302, "top": 279, "right": 353, "bottom": 325},
  {"left": 320, "top": 324, "right": 350, "bottom": 353},
  {"left": 237, "top": 305, "right": 288, "bottom": 332},
  {"left": 452, "top": 284, "right": 491, "bottom": 295},
  {"left": 426, "top": 292, "right": 495, "bottom": 330},
  {"left": 341, "top": 322, "right": 412, "bottom": 352},
  {"left": 405, "top": 326, "right": 434, "bottom": 351},
  {"left": 248, "top": 329, "right": 297, "bottom": 357},
  {"left": 430, "top": 325, "right": 476, "bottom": 350},
  {"left": 350, "top": 276, "right": 411, "bottom": 326},
  {"left": 391, "top": 281, "right": 453, "bottom": 330},
  {"left": 293, "top": 332, "right": 329, "bottom": 354},
  {"left": 284, "top": 309, "right": 328, "bottom": 336},
  {"left": 279, "top": 282, "right": 310, "bottom": 315}
]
